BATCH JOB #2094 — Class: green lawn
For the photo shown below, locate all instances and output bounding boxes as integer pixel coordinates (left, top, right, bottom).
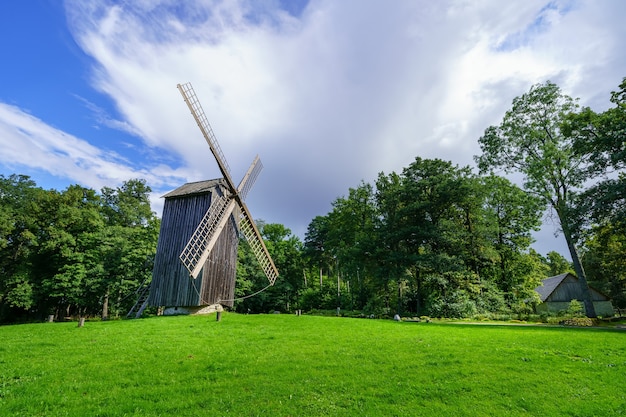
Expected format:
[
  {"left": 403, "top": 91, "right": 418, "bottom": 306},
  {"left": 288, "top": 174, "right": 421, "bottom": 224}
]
[{"left": 1, "top": 314, "right": 624, "bottom": 416}]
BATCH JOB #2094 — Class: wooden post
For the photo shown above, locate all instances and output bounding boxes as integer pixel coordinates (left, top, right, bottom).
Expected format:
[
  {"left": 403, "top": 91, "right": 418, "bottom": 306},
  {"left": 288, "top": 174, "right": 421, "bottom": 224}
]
[
  {"left": 78, "top": 317, "right": 85, "bottom": 327},
  {"left": 48, "top": 315, "right": 54, "bottom": 323},
  {"left": 216, "top": 311, "right": 222, "bottom": 322}
]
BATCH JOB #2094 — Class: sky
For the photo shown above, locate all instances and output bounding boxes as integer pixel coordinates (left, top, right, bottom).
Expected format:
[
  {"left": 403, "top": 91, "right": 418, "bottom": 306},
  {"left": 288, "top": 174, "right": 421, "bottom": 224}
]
[{"left": 1, "top": 0, "right": 625, "bottom": 259}]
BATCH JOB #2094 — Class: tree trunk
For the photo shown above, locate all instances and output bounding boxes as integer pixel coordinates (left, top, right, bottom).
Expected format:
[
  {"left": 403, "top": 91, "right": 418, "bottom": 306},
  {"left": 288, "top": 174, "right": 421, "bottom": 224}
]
[
  {"left": 415, "top": 269, "right": 422, "bottom": 316},
  {"left": 561, "top": 221, "right": 597, "bottom": 318},
  {"left": 319, "top": 266, "right": 323, "bottom": 289},
  {"left": 102, "top": 289, "right": 109, "bottom": 321},
  {"left": 396, "top": 280, "right": 402, "bottom": 315}
]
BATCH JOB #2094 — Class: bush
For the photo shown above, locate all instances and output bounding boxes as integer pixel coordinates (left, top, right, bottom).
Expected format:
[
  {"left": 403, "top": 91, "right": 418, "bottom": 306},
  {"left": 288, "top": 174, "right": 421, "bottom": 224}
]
[
  {"left": 566, "top": 300, "right": 586, "bottom": 318},
  {"left": 428, "top": 291, "right": 478, "bottom": 318},
  {"left": 560, "top": 317, "right": 596, "bottom": 327}
]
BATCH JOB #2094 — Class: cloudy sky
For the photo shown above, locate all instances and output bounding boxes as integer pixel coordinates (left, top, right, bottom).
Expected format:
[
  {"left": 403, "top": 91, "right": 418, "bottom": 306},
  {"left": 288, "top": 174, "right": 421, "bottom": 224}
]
[{"left": 1, "top": 0, "right": 625, "bottom": 257}]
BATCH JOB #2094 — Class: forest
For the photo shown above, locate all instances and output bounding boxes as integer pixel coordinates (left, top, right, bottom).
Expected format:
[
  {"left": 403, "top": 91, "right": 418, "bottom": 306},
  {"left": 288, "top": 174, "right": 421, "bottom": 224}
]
[{"left": 0, "top": 78, "right": 624, "bottom": 323}]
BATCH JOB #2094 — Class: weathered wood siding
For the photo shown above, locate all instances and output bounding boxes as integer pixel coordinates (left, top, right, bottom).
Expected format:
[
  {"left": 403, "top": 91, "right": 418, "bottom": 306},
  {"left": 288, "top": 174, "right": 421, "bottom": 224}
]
[
  {"left": 545, "top": 275, "right": 609, "bottom": 302},
  {"left": 148, "top": 184, "right": 237, "bottom": 308}
]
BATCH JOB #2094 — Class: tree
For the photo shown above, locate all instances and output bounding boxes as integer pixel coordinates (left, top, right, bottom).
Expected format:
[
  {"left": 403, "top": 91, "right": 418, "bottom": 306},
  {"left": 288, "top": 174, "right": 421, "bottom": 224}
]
[
  {"left": 374, "top": 171, "right": 411, "bottom": 314},
  {"left": 236, "top": 222, "right": 303, "bottom": 313},
  {"left": 567, "top": 77, "right": 626, "bottom": 234},
  {"left": 303, "top": 215, "right": 332, "bottom": 290},
  {"left": 544, "top": 251, "right": 574, "bottom": 276},
  {"left": 394, "top": 159, "right": 470, "bottom": 315},
  {"left": 0, "top": 175, "right": 45, "bottom": 320},
  {"left": 99, "top": 179, "right": 159, "bottom": 318},
  {"left": 580, "top": 224, "right": 626, "bottom": 309},
  {"left": 475, "top": 81, "right": 598, "bottom": 317},
  {"left": 325, "top": 182, "right": 377, "bottom": 310},
  {"left": 480, "top": 175, "right": 545, "bottom": 309},
  {"left": 36, "top": 185, "right": 104, "bottom": 318}
]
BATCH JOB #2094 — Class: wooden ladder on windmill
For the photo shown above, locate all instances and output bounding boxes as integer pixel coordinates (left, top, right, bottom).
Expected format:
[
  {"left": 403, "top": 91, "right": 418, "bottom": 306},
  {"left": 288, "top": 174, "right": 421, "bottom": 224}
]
[
  {"left": 126, "top": 280, "right": 151, "bottom": 319},
  {"left": 176, "top": 82, "right": 279, "bottom": 286}
]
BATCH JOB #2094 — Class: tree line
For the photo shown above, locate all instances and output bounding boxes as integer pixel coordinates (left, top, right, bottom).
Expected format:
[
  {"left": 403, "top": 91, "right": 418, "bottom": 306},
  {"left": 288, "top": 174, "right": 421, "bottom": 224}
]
[
  {"left": 1, "top": 78, "right": 623, "bottom": 323},
  {"left": 0, "top": 177, "right": 159, "bottom": 322}
]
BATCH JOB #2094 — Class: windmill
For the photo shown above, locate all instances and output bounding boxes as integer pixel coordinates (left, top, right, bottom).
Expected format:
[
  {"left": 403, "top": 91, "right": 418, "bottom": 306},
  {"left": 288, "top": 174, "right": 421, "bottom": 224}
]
[{"left": 132, "top": 83, "right": 278, "bottom": 317}]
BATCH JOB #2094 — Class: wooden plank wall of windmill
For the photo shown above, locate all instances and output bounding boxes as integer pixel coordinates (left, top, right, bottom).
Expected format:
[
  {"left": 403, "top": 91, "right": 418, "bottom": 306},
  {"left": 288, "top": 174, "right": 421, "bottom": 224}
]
[
  {"left": 148, "top": 189, "right": 238, "bottom": 308},
  {"left": 203, "top": 216, "right": 238, "bottom": 308}
]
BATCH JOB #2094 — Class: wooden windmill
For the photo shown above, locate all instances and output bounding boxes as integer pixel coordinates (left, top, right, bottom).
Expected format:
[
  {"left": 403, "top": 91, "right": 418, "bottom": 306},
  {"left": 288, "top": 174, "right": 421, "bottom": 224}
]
[{"left": 139, "top": 82, "right": 278, "bottom": 316}]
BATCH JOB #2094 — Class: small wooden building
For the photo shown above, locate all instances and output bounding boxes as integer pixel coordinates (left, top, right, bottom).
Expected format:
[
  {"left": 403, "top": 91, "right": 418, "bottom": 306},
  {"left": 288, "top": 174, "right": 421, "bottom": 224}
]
[
  {"left": 148, "top": 179, "right": 238, "bottom": 313},
  {"left": 534, "top": 273, "right": 614, "bottom": 316}
]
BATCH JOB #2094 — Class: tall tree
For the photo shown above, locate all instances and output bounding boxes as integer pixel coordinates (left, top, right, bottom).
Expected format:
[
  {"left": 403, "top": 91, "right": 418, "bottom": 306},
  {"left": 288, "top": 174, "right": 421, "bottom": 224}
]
[
  {"left": 303, "top": 215, "right": 332, "bottom": 290},
  {"left": 566, "top": 78, "right": 626, "bottom": 311},
  {"left": 480, "top": 175, "right": 545, "bottom": 309},
  {"left": 37, "top": 185, "right": 104, "bottom": 318},
  {"left": 374, "top": 171, "right": 410, "bottom": 313},
  {"left": 397, "top": 159, "right": 470, "bottom": 315},
  {"left": 567, "top": 77, "right": 626, "bottom": 234},
  {"left": 99, "top": 179, "right": 159, "bottom": 318},
  {"left": 0, "top": 175, "right": 43, "bottom": 319},
  {"left": 325, "top": 182, "right": 377, "bottom": 310},
  {"left": 580, "top": 224, "right": 626, "bottom": 309},
  {"left": 475, "top": 81, "right": 597, "bottom": 317}
]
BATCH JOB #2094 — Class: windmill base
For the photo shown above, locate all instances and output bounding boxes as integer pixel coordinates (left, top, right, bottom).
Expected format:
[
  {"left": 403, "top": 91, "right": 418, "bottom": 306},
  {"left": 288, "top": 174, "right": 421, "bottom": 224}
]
[{"left": 162, "top": 304, "right": 224, "bottom": 316}]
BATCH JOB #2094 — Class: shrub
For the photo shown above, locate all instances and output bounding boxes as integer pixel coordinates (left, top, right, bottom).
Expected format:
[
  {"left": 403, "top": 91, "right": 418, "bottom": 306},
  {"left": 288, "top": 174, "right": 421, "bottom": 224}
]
[
  {"left": 560, "top": 317, "right": 596, "bottom": 327},
  {"left": 566, "top": 300, "right": 586, "bottom": 318}
]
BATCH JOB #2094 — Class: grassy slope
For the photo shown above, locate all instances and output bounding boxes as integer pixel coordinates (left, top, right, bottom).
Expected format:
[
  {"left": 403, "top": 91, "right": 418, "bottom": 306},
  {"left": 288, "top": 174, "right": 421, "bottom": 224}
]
[{"left": 0, "top": 314, "right": 624, "bottom": 416}]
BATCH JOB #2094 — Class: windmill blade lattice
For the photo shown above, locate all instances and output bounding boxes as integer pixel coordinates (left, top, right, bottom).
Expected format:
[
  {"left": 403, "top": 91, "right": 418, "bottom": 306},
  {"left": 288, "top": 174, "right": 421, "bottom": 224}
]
[
  {"left": 180, "top": 193, "right": 236, "bottom": 279},
  {"left": 238, "top": 155, "right": 263, "bottom": 201},
  {"left": 177, "top": 83, "right": 235, "bottom": 188},
  {"left": 239, "top": 213, "right": 278, "bottom": 285}
]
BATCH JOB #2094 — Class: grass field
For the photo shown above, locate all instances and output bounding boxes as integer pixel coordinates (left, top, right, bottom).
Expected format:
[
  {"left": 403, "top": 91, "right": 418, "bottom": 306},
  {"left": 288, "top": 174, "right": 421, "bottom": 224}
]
[{"left": 1, "top": 314, "right": 624, "bottom": 416}]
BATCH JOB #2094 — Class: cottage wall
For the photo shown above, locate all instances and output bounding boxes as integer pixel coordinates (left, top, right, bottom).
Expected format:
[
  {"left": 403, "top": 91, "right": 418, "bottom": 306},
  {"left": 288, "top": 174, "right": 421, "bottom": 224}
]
[{"left": 536, "top": 301, "right": 615, "bottom": 316}]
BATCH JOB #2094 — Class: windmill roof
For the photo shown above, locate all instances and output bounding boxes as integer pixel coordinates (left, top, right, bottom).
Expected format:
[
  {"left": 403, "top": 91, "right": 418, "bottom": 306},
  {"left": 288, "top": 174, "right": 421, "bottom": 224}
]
[
  {"left": 162, "top": 178, "right": 226, "bottom": 198},
  {"left": 535, "top": 273, "right": 570, "bottom": 302}
]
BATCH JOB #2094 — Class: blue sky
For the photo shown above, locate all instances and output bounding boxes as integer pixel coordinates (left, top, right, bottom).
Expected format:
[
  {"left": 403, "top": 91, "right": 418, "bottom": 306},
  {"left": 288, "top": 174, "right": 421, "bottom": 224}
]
[{"left": 1, "top": 0, "right": 625, "bottom": 257}]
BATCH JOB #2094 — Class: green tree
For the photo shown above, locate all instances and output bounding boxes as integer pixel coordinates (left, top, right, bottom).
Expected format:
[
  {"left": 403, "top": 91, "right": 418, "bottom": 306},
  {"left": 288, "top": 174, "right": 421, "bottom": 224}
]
[
  {"left": 236, "top": 222, "right": 303, "bottom": 313},
  {"left": 325, "top": 182, "right": 377, "bottom": 310},
  {"left": 0, "top": 175, "right": 159, "bottom": 322},
  {"left": 262, "top": 223, "right": 305, "bottom": 312},
  {"left": 480, "top": 175, "right": 545, "bottom": 309},
  {"left": 374, "top": 171, "right": 411, "bottom": 314},
  {"left": 0, "top": 175, "right": 45, "bottom": 320},
  {"left": 567, "top": 77, "right": 626, "bottom": 234},
  {"left": 581, "top": 224, "right": 626, "bottom": 308},
  {"left": 99, "top": 179, "right": 159, "bottom": 318},
  {"left": 36, "top": 185, "right": 104, "bottom": 318},
  {"left": 544, "top": 251, "right": 574, "bottom": 276},
  {"left": 303, "top": 215, "right": 332, "bottom": 291},
  {"left": 397, "top": 158, "right": 491, "bottom": 317},
  {"left": 475, "top": 81, "right": 598, "bottom": 317}
]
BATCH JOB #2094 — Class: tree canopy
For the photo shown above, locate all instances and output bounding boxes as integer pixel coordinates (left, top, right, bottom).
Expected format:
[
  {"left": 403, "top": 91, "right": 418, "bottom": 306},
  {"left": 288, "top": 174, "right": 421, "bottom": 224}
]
[{"left": 0, "top": 176, "right": 159, "bottom": 322}]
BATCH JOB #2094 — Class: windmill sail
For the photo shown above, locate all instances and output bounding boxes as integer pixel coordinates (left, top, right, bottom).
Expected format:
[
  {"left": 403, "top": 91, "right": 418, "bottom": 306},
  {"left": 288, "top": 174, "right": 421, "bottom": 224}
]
[
  {"left": 238, "top": 155, "right": 263, "bottom": 201},
  {"left": 177, "top": 82, "right": 278, "bottom": 285},
  {"left": 239, "top": 212, "right": 278, "bottom": 285},
  {"left": 177, "top": 83, "right": 235, "bottom": 188}
]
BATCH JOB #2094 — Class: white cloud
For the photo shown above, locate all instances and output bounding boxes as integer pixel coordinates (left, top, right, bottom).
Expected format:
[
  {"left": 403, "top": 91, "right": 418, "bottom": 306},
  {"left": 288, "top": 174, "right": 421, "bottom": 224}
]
[{"left": 0, "top": 102, "right": 189, "bottom": 214}]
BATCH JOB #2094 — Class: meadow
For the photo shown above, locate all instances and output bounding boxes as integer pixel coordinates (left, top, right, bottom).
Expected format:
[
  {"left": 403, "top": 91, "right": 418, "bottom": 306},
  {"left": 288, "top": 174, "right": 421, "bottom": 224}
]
[{"left": 0, "top": 314, "right": 624, "bottom": 416}]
